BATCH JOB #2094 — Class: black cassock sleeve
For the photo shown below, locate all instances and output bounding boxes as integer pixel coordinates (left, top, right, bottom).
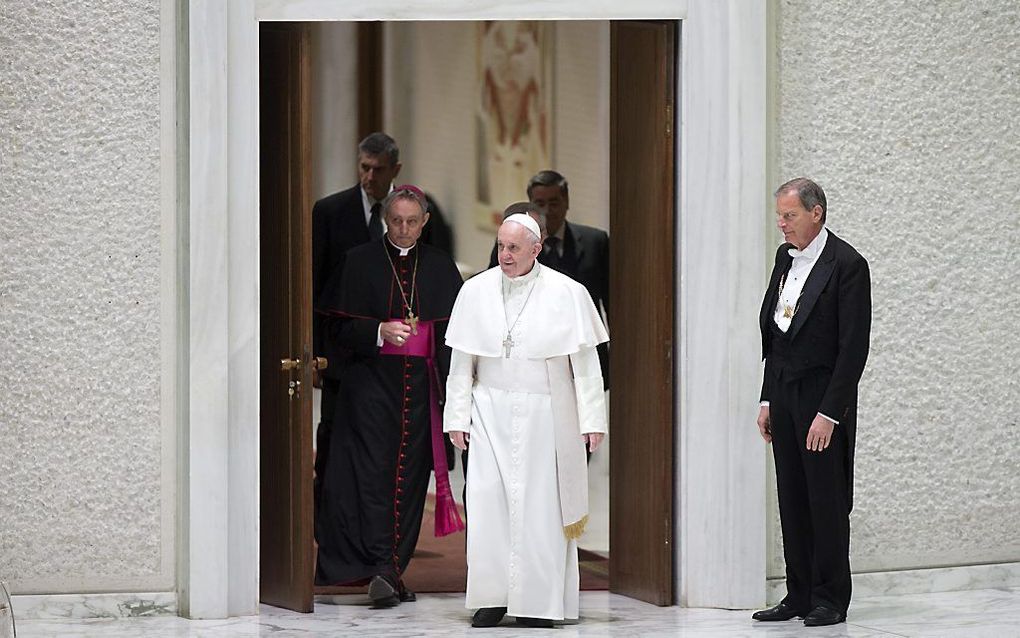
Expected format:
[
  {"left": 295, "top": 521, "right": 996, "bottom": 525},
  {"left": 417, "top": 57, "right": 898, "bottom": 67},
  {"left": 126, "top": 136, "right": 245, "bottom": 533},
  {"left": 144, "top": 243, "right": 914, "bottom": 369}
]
[{"left": 323, "top": 254, "right": 382, "bottom": 359}]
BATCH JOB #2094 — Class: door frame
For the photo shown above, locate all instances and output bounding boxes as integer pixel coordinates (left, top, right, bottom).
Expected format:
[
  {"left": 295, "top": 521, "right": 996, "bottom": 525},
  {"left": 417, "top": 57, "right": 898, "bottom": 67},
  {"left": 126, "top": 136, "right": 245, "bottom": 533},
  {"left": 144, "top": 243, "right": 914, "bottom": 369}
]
[{"left": 177, "top": 0, "right": 767, "bottom": 618}]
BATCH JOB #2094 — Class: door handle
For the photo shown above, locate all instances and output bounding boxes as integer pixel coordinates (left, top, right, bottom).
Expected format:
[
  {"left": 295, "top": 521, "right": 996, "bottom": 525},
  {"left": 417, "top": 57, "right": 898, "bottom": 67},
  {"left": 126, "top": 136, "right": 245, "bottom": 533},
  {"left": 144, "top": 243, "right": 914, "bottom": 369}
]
[
  {"left": 280, "top": 357, "right": 301, "bottom": 371},
  {"left": 312, "top": 356, "right": 328, "bottom": 371}
]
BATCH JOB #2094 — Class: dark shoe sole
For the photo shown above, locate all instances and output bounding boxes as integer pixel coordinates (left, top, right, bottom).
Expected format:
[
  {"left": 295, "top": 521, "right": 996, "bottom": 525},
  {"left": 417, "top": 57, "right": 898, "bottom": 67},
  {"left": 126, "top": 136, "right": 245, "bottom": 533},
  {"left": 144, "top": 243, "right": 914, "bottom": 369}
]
[
  {"left": 751, "top": 604, "right": 807, "bottom": 622},
  {"left": 752, "top": 613, "right": 801, "bottom": 621},
  {"left": 472, "top": 607, "right": 508, "bottom": 628},
  {"left": 368, "top": 576, "right": 399, "bottom": 608},
  {"left": 804, "top": 615, "right": 846, "bottom": 627},
  {"left": 516, "top": 617, "right": 555, "bottom": 628}
]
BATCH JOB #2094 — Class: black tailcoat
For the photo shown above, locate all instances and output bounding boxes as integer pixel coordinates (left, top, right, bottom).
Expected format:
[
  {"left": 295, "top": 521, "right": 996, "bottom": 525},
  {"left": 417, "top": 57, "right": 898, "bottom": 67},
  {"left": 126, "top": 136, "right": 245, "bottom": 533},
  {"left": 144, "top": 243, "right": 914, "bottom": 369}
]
[
  {"left": 314, "top": 239, "right": 462, "bottom": 586},
  {"left": 759, "top": 230, "right": 871, "bottom": 614}
]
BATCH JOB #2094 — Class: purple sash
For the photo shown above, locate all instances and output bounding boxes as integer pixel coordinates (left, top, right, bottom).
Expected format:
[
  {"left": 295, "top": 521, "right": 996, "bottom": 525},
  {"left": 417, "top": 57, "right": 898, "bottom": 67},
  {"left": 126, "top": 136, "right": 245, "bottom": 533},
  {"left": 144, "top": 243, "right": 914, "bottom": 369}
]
[{"left": 380, "top": 320, "right": 464, "bottom": 536}]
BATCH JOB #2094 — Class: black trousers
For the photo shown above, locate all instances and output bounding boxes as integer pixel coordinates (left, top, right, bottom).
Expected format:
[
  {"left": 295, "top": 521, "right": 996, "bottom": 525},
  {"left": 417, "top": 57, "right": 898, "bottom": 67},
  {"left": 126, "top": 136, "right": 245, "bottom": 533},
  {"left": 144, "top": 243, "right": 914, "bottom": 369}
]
[
  {"left": 769, "top": 370, "right": 852, "bottom": 614},
  {"left": 314, "top": 377, "right": 341, "bottom": 517}
]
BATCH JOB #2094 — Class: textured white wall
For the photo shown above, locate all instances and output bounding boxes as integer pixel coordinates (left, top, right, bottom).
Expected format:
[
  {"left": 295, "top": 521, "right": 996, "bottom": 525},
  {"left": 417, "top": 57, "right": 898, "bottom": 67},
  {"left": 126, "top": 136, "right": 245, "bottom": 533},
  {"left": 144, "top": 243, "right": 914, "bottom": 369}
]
[
  {"left": 772, "top": 1, "right": 1020, "bottom": 576},
  {"left": 384, "top": 21, "right": 610, "bottom": 272},
  {"left": 0, "top": 1, "right": 170, "bottom": 593}
]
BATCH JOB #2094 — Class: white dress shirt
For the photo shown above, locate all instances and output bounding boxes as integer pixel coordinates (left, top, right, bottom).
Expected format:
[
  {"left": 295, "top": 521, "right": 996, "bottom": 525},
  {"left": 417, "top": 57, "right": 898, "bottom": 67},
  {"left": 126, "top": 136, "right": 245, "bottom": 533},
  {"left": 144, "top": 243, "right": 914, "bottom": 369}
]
[
  {"left": 763, "top": 227, "right": 837, "bottom": 424},
  {"left": 773, "top": 227, "right": 828, "bottom": 333},
  {"left": 544, "top": 223, "right": 566, "bottom": 258},
  {"left": 360, "top": 185, "right": 394, "bottom": 231}
]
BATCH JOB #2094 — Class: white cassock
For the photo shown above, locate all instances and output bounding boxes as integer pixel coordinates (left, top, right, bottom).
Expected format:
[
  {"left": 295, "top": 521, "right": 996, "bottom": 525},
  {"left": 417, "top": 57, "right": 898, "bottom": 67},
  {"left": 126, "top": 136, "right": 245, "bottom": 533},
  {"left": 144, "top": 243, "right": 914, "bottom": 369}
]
[{"left": 443, "top": 262, "right": 608, "bottom": 621}]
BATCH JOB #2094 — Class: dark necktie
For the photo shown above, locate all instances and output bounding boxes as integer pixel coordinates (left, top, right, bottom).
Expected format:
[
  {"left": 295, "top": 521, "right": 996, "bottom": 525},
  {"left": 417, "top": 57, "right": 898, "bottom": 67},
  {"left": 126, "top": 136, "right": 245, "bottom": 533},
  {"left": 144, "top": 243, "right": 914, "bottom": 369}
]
[
  {"left": 368, "top": 202, "right": 384, "bottom": 241},
  {"left": 544, "top": 236, "right": 562, "bottom": 269}
]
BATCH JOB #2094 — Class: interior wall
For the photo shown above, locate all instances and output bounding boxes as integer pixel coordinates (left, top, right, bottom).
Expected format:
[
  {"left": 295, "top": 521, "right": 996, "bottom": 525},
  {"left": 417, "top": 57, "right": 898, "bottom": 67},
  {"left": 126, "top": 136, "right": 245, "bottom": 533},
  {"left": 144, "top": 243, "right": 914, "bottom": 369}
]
[
  {"left": 771, "top": 1, "right": 1020, "bottom": 577},
  {"left": 0, "top": 0, "right": 172, "bottom": 593},
  {"left": 383, "top": 21, "right": 611, "bottom": 273},
  {"left": 309, "top": 22, "right": 359, "bottom": 200}
]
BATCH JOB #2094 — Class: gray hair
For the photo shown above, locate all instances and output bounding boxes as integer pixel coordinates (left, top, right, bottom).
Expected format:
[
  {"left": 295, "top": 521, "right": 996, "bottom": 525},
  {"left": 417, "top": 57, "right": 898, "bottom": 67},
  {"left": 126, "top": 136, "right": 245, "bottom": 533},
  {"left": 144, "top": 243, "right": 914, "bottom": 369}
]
[
  {"left": 775, "top": 177, "right": 827, "bottom": 224},
  {"left": 381, "top": 187, "right": 426, "bottom": 219},
  {"left": 526, "top": 169, "right": 569, "bottom": 200},
  {"left": 358, "top": 132, "right": 399, "bottom": 166}
]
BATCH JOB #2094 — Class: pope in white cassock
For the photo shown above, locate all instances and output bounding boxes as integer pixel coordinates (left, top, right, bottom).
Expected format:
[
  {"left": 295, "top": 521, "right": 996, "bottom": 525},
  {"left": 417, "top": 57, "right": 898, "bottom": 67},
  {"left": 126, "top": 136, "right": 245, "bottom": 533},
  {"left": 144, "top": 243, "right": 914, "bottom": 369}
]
[{"left": 444, "top": 206, "right": 609, "bottom": 629}]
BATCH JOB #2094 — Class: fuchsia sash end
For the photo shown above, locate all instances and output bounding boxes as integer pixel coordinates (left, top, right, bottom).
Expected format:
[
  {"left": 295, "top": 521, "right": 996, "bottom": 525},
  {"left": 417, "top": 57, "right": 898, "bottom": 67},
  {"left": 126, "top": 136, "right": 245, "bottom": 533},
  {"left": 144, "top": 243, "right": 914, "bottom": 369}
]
[{"left": 380, "top": 319, "right": 465, "bottom": 537}]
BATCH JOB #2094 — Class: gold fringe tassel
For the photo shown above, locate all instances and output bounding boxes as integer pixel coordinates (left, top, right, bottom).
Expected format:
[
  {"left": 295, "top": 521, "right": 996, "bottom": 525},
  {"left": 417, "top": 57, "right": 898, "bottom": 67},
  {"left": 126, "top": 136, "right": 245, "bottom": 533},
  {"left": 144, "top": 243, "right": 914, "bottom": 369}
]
[{"left": 563, "top": 515, "right": 589, "bottom": 540}]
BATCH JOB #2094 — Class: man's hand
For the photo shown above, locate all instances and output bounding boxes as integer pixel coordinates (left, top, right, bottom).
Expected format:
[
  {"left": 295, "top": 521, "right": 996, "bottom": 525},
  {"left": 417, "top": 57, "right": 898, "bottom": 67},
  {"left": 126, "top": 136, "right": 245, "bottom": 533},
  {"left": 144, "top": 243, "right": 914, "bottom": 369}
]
[
  {"left": 311, "top": 367, "right": 321, "bottom": 389},
  {"left": 380, "top": 320, "right": 412, "bottom": 347},
  {"left": 806, "top": 414, "right": 834, "bottom": 452},
  {"left": 757, "top": 405, "right": 772, "bottom": 443},
  {"left": 449, "top": 431, "right": 469, "bottom": 450},
  {"left": 585, "top": 433, "right": 604, "bottom": 453}
]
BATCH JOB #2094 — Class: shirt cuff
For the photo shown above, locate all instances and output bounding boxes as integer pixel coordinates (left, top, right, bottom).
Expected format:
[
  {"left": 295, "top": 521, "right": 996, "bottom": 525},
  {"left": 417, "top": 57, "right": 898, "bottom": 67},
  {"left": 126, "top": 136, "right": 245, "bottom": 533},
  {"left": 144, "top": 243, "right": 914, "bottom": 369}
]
[
  {"left": 818, "top": 412, "right": 839, "bottom": 425},
  {"left": 376, "top": 323, "right": 384, "bottom": 348},
  {"left": 760, "top": 401, "right": 770, "bottom": 408}
]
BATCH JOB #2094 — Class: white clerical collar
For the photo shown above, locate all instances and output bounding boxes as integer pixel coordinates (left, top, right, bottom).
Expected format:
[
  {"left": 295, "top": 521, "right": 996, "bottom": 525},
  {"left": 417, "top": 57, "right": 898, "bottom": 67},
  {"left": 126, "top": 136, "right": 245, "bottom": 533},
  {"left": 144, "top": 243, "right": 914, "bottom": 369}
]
[
  {"left": 789, "top": 227, "right": 828, "bottom": 260},
  {"left": 503, "top": 261, "right": 541, "bottom": 286},
  {"left": 386, "top": 236, "right": 416, "bottom": 256}
]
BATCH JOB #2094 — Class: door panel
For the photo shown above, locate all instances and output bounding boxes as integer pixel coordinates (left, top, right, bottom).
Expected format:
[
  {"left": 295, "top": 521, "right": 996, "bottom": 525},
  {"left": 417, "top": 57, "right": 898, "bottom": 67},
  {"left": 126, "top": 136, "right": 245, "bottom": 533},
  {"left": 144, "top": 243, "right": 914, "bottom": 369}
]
[
  {"left": 609, "top": 20, "right": 677, "bottom": 607},
  {"left": 259, "top": 22, "right": 314, "bottom": 613}
]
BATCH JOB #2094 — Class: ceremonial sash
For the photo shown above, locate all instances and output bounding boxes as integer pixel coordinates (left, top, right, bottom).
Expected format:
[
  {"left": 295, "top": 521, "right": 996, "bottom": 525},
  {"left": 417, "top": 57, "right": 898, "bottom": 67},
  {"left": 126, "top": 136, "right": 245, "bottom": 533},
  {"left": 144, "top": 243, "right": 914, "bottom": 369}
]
[{"left": 380, "top": 320, "right": 465, "bottom": 537}]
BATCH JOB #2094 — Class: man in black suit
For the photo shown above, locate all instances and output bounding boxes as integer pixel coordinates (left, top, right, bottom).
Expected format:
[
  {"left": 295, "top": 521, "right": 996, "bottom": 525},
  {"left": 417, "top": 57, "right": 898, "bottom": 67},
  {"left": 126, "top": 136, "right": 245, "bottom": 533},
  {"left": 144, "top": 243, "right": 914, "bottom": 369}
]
[
  {"left": 312, "top": 132, "right": 402, "bottom": 510},
  {"left": 489, "top": 170, "right": 610, "bottom": 385},
  {"left": 753, "top": 178, "right": 871, "bottom": 627}
]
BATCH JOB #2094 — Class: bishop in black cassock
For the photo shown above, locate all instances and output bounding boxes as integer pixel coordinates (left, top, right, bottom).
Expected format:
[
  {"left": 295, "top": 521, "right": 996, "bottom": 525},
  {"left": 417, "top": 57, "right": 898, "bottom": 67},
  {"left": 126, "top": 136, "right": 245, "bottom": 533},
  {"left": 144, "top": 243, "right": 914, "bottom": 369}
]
[{"left": 314, "top": 186, "right": 463, "bottom": 607}]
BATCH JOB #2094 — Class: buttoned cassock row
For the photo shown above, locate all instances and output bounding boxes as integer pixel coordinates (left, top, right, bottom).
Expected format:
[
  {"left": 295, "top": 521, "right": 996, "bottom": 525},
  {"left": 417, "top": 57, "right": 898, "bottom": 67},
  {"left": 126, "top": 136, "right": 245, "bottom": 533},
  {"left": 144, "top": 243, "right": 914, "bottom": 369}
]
[{"left": 314, "top": 239, "right": 463, "bottom": 590}]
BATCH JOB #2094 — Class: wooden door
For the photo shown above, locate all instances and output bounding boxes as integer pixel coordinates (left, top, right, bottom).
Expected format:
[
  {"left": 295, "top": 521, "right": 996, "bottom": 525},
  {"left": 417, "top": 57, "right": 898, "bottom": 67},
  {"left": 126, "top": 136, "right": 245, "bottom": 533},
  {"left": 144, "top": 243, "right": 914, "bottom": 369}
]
[
  {"left": 259, "top": 22, "right": 314, "bottom": 613},
  {"left": 609, "top": 20, "right": 677, "bottom": 606}
]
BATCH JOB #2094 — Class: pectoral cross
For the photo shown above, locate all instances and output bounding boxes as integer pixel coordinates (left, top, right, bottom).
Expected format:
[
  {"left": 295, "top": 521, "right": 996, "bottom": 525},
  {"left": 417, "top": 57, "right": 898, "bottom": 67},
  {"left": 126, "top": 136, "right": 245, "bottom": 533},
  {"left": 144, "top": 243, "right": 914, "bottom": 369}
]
[
  {"left": 502, "top": 334, "right": 514, "bottom": 359},
  {"left": 406, "top": 311, "right": 419, "bottom": 335},
  {"left": 782, "top": 304, "right": 795, "bottom": 319}
]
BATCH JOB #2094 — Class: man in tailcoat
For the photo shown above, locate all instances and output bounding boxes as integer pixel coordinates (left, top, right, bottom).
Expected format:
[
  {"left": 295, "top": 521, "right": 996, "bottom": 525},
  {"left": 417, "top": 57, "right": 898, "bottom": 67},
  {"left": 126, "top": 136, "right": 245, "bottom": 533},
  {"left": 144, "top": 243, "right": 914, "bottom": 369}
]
[{"left": 753, "top": 177, "right": 871, "bottom": 627}]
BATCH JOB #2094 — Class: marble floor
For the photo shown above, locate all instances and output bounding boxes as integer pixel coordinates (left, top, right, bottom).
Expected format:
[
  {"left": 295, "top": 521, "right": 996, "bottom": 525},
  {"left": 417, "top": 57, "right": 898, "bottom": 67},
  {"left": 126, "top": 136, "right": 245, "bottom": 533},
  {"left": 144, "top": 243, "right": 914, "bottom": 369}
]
[{"left": 16, "top": 587, "right": 1020, "bottom": 637}]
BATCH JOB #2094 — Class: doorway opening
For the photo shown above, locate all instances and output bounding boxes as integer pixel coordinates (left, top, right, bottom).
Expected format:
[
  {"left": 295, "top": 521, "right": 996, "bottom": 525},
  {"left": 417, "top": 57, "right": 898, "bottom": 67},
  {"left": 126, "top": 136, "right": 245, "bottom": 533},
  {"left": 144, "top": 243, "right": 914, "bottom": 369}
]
[{"left": 258, "top": 19, "right": 678, "bottom": 612}]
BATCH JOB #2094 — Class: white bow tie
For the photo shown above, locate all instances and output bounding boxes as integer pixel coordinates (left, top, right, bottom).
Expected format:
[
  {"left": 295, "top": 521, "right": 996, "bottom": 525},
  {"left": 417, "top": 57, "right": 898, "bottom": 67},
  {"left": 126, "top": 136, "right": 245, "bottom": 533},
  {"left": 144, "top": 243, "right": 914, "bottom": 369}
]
[{"left": 788, "top": 247, "right": 811, "bottom": 259}]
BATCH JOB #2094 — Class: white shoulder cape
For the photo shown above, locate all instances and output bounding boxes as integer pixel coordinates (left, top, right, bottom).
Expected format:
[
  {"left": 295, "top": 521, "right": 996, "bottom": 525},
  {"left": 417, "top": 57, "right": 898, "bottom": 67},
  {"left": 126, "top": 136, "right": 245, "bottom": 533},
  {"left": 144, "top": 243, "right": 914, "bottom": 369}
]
[{"left": 445, "top": 265, "right": 609, "bottom": 358}]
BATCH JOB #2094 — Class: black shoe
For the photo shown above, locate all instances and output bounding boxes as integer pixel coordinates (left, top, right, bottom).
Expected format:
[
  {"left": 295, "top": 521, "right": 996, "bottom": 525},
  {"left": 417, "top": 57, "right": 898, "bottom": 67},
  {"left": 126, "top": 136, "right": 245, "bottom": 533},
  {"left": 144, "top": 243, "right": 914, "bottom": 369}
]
[
  {"left": 471, "top": 607, "right": 507, "bottom": 628},
  {"left": 398, "top": 585, "right": 417, "bottom": 603},
  {"left": 516, "top": 616, "right": 555, "bottom": 628},
  {"left": 803, "top": 605, "right": 845, "bottom": 626},
  {"left": 751, "top": 601, "right": 805, "bottom": 621},
  {"left": 368, "top": 575, "right": 400, "bottom": 608}
]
